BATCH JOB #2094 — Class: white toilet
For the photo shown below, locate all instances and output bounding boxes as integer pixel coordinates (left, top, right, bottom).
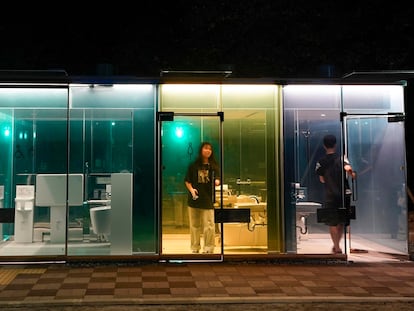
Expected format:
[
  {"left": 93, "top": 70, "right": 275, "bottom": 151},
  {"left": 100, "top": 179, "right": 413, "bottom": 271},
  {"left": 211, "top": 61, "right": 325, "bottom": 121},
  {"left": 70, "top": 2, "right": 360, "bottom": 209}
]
[
  {"left": 90, "top": 205, "right": 111, "bottom": 242},
  {"left": 14, "top": 185, "right": 35, "bottom": 243}
]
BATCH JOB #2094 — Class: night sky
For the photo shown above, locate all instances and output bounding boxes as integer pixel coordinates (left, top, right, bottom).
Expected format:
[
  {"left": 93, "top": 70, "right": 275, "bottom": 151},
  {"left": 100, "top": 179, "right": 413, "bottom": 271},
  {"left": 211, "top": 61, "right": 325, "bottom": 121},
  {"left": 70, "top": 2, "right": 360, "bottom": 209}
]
[{"left": 1, "top": 2, "right": 414, "bottom": 77}]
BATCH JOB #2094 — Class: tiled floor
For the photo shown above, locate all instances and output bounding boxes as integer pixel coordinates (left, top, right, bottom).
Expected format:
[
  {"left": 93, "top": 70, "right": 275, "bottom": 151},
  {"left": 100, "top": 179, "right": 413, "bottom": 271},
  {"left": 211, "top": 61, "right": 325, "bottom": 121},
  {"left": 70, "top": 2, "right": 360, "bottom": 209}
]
[{"left": 1, "top": 260, "right": 414, "bottom": 308}]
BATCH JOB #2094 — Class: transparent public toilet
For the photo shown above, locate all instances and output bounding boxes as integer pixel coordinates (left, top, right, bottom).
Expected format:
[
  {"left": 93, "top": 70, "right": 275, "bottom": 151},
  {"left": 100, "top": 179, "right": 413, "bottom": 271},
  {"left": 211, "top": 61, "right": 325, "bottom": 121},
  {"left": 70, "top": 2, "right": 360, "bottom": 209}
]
[
  {"left": 0, "top": 72, "right": 408, "bottom": 263},
  {"left": 283, "top": 84, "right": 407, "bottom": 257}
]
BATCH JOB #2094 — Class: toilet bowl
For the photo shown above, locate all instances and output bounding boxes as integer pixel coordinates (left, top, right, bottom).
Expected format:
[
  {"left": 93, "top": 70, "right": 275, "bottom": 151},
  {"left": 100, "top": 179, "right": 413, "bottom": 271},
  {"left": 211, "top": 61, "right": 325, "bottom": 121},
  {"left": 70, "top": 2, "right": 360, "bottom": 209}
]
[{"left": 89, "top": 205, "right": 111, "bottom": 242}]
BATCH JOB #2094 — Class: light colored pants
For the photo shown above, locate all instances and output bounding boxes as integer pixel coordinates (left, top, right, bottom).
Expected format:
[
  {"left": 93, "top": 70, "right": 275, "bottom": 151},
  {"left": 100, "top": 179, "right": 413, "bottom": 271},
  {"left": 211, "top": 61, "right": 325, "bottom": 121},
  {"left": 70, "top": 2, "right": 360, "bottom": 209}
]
[{"left": 188, "top": 206, "right": 215, "bottom": 253}]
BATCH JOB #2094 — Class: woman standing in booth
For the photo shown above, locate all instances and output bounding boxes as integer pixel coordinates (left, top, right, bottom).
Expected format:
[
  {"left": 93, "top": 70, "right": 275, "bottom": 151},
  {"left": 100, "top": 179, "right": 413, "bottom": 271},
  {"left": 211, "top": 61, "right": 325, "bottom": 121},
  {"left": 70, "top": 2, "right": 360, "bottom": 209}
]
[{"left": 184, "top": 142, "right": 220, "bottom": 254}]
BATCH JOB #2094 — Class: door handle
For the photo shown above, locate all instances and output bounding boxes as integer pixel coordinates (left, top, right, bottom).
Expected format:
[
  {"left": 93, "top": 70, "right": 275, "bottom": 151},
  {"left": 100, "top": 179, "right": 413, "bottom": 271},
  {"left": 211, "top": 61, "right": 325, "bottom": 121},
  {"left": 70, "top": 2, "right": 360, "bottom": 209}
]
[{"left": 352, "top": 172, "right": 357, "bottom": 201}]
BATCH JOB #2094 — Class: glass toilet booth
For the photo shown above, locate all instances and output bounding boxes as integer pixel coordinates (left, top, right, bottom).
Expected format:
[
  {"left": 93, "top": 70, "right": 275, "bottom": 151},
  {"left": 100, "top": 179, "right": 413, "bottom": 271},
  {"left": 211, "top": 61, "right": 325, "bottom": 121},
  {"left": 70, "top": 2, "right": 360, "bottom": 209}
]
[
  {"left": 158, "top": 84, "right": 283, "bottom": 258},
  {"left": 283, "top": 84, "right": 407, "bottom": 257}
]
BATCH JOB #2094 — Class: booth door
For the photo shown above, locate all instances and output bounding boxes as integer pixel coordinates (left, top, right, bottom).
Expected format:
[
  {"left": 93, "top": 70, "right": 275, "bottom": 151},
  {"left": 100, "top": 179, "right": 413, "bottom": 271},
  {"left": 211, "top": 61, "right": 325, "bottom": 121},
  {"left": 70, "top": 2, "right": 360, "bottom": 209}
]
[
  {"left": 158, "top": 112, "right": 223, "bottom": 259},
  {"left": 344, "top": 113, "right": 408, "bottom": 256}
]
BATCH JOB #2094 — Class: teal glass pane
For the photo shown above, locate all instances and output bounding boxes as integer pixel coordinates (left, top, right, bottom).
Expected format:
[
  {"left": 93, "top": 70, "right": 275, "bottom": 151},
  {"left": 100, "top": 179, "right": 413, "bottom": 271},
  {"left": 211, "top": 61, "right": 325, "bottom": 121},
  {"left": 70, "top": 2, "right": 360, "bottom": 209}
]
[
  {"left": 70, "top": 84, "right": 156, "bottom": 108},
  {"left": 0, "top": 86, "right": 69, "bottom": 256},
  {"left": 0, "top": 110, "right": 13, "bottom": 240},
  {"left": 67, "top": 105, "right": 156, "bottom": 255},
  {"left": 133, "top": 109, "right": 156, "bottom": 253},
  {"left": 0, "top": 88, "right": 67, "bottom": 108}
]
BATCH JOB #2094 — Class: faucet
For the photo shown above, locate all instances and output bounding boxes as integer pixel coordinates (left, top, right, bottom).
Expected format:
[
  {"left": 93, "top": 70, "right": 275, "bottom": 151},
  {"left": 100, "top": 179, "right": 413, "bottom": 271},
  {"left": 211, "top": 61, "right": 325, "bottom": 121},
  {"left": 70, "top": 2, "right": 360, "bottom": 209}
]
[
  {"left": 292, "top": 183, "right": 306, "bottom": 202},
  {"left": 249, "top": 195, "right": 260, "bottom": 204},
  {"left": 296, "top": 192, "right": 306, "bottom": 201}
]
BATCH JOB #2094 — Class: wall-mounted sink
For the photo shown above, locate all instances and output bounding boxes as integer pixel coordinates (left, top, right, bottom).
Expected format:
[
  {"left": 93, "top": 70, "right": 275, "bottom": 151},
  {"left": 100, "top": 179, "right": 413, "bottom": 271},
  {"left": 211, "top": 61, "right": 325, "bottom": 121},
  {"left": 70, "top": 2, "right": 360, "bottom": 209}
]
[
  {"left": 296, "top": 201, "right": 321, "bottom": 215},
  {"left": 233, "top": 202, "right": 266, "bottom": 213}
]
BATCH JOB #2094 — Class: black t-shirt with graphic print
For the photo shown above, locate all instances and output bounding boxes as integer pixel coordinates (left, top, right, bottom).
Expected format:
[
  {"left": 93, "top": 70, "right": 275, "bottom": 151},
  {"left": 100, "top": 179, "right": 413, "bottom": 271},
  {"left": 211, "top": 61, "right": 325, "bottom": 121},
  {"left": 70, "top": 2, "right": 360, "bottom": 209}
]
[{"left": 185, "top": 162, "right": 219, "bottom": 209}]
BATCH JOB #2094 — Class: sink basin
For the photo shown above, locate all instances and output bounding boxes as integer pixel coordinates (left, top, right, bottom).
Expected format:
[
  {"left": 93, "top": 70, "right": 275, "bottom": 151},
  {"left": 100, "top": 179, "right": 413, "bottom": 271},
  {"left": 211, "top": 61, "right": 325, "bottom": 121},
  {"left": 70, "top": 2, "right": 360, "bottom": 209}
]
[
  {"left": 87, "top": 199, "right": 111, "bottom": 205},
  {"left": 296, "top": 202, "right": 321, "bottom": 214},
  {"left": 233, "top": 202, "right": 266, "bottom": 213}
]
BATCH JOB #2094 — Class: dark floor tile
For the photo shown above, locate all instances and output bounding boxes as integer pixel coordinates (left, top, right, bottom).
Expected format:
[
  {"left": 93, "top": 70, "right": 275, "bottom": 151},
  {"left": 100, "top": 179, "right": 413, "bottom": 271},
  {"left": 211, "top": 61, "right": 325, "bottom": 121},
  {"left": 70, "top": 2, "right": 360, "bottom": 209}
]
[
  {"left": 117, "top": 271, "right": 140, "bottom": 277},
  {"left": 142, "top": 276, "right": 168, "bottom": 282},
  {"left": 166, "top": 271, "right": 192, "bottom": 277},
  {"left": 4, "top": 284, "right": 33, "bottom": 290},
  {"left": 36, "top": 278, "right": 65, "bottom": 284},
  {"left": 90, "top": 277, "right": 117, "bottom": 283},
  {"left": 115, "top": 282, "right": 142, "bottom": 288},
  {"left": 169, "top": 281, "right": 196, "bottom": 288},
  {"left": 93, "top": 266, "right": 118, "bottom": 272},
  {"left": 254, "top": 287, "right": 284, "bottom": 294},
  {"left": 142, "top": 287, "right": 171, "bottom": 295},
  {"left": 85, "top": 288, "right": 115, "bottom": 295},
  {"left": 67, "top": 272, "right": 93, "bottom": 278},
  {"left": 13, "top": 273, "right": 41, "bottom": 279},
  {"left": 28, "top": 289, "right": 58, "bottom": 296},
  {"left": 60, "top": 282, "right": 88, "bottom": 289}
]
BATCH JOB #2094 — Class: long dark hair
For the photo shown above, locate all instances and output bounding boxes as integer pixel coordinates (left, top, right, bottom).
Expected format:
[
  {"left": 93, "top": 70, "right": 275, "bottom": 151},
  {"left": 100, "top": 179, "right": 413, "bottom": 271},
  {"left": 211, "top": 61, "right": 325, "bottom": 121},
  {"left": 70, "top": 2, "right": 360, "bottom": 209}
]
[{"left": 195, "top": 141, "right": 219, "bottom": 171}]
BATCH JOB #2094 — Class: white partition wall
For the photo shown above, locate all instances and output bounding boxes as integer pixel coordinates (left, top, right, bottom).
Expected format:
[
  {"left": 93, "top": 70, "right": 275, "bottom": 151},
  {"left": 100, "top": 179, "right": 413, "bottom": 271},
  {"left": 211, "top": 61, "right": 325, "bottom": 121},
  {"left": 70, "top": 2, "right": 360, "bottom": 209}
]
[
  {"left": 110, "top": 173, "right": 133, "bottom": 255},
  {"left": 35, "top": 174, "right": 84, "bottom": 243}
]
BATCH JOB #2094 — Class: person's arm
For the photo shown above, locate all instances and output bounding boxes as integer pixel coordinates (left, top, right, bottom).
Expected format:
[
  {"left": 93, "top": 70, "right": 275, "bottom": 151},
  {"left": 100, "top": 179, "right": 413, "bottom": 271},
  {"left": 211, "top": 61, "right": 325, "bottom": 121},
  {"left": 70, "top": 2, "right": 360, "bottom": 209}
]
[
  {"left": 344, "top": 155, "right": 356, "bottom": 179},
  {"left": 344, "top": 164, "right": 356, "bottom": 178},
  {"left": 315, "top": 161, "right": 324, "bottom": 183},
  {"left": 214, "top": 170, "right": 220, "bottom": 186},
  {"left": 212, "top": 166, "right": 220, "bottom": 186},
  {"left": 185, "top": 181, "right": 198, "bottom": 199}
]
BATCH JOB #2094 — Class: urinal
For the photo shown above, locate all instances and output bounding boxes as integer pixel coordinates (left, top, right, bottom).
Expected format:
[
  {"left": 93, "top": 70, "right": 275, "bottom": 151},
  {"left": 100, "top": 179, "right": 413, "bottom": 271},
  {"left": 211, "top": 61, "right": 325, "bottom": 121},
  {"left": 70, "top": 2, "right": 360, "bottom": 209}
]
[
  {"left": 0, "top": 185, "right": 4, "bottom": 209},
  {"left": 14, "top": 185, "right": 35, "bottom": 243},
  {"left": 90, "top": 205, "right": 111, "bottom": 242},
  {"left": 15, "top": 185, "right": 35, "bottom": 211}
]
